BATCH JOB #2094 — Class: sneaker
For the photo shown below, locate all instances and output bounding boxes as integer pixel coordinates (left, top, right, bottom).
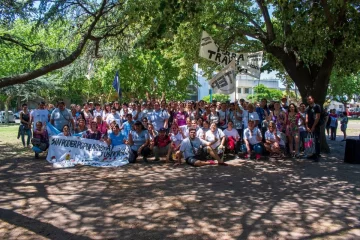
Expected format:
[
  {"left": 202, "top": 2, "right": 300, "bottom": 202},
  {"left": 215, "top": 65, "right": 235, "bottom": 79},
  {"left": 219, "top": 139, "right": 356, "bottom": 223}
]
[
  {"left": 255, "top": 154, "right": 261, "bottom": 160},
  {"left": 208, "top": 160, "right": 216, "bottom": 165}
]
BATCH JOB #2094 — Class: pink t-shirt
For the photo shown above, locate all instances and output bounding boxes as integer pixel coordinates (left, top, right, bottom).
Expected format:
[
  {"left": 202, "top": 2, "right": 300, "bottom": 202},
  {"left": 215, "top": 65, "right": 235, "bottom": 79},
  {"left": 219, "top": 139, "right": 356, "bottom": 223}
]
[{"left": 173, "top": 111, "right": 188, "bottom": 126}]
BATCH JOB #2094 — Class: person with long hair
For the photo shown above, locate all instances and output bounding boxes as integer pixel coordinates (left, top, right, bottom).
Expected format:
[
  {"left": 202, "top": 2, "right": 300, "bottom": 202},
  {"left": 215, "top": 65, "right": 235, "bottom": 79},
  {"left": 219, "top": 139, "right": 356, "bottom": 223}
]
[
  {"left": 128, "top": 121, "right": 151, "bottom": 163},
  {"left": 286, "top": 103, "right": 303, "bottom": 158},
  {"left": 83, "top": 121, "right": 102, "bottom": 140},
  {"left": 19, "top": 103, "right": 32, "bottom": 148}
]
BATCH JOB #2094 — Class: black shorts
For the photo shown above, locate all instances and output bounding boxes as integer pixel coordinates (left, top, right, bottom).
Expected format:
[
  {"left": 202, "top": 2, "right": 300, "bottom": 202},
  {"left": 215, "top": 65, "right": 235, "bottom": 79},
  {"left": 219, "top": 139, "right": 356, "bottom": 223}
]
[{"left": 185, "top": 148, "right": 209, "bottom": 166}]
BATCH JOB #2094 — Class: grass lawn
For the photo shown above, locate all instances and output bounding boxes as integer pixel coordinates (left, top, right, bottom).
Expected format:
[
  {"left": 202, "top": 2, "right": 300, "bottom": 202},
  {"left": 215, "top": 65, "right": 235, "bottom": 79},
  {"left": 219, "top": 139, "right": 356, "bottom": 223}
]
[{"left": 0, "top": 125, "right": 20, "bottom": 144}]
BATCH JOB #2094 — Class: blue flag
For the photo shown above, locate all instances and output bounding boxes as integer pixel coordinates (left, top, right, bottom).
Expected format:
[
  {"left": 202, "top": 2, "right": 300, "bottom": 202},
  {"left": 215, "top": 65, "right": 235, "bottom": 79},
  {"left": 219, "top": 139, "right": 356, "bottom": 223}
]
[{"left": 112, "top": 71, "right": 122, "bottom": 99}]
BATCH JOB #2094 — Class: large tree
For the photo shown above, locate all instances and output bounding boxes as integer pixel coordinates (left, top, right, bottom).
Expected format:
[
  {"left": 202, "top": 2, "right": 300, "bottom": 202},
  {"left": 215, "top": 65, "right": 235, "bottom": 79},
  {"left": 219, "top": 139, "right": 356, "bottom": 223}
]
[
  {"left": 327, "top": 71, "right": 360, "bottom": 109},
  {"left": 163, "top": 0, "right": 360, "bottom": 105},
  {"left": 0, "top": 0, "right": 169, "bottom": 88}
]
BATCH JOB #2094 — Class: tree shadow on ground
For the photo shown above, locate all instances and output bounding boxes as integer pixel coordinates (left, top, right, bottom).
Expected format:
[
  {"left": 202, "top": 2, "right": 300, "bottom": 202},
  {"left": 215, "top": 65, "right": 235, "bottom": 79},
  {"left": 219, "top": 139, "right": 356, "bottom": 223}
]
[{"left": 1, "top": 140, "right": 360, "bottom": 239}]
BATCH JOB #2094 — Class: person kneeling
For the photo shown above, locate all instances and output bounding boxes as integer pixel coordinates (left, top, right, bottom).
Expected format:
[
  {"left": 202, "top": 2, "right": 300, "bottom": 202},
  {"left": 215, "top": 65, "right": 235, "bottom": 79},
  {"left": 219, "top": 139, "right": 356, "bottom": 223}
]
[
  {"left": 242, "top": 119, "right": 263, "bottom": 160},
  {"left": 178, "top": 127, "right": 228, "bottom": 167},
  {"left": 32, "top": 121, "right": 49, "bottom": 159},
  {"left": 264, "top": 121, "right": 285, "bottom": 158},
  {"left": 152, "top": 128, "right": 172, "bottom": 162}
]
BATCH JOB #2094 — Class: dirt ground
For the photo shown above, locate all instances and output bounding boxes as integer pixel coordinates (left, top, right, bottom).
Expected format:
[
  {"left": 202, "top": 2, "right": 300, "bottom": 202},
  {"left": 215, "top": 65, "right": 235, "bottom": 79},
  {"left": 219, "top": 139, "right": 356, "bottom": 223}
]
[{"left": 1, "top": 126, "right": 360, "bottom": 239}]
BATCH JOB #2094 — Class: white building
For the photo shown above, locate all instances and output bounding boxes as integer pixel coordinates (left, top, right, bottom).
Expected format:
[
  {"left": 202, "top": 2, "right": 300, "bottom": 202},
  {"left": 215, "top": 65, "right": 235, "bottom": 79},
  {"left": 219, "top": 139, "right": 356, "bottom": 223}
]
[{"left": 194, "top": 65, "right": 280, "bottom": 101}]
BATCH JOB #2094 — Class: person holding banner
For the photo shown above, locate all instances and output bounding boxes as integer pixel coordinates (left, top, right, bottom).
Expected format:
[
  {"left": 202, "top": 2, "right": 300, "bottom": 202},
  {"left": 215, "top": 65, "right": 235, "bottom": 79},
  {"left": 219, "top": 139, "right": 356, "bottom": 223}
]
[
  {"left": 74, "top": 119, "right": 87, "bottom": 134},
  {"left": 83, "top": 121, "right": 102, "bottom": 140},
  {"left": 128, "top": 121, "right": 151, "bottom": 163},
  {"left": 58, "top": 125, "right": 72, "bottom": 137},
  {"left": 106, "top": 124, "right": 126, "bottom": 147}
]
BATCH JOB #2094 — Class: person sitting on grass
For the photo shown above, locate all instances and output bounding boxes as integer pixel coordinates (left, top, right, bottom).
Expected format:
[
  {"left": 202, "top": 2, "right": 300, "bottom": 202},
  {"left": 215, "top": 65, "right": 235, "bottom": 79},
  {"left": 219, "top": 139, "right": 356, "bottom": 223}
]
[
  {"left": 205, "top": 122, "right": 226, "bottom": 155},
  {"left": 32, "top": 121, "right": 49, "bottom": 159},
  {"left": 152, "top": 127, "right": 172, "bottom": 162},
  {"left": 169, "top": 124, "right": 183, "bottom": 163},
  {"left": 176, "top": 127, "right": 228, "bottom": 167},
  {"left": 264, "top": 121, "right": 285, "bottom": 158},
  {"left": 242, "top": 119, "right": 263, "bottom": 160},
  {"left": 128, "top": 121, "right": 151, "bottom": 163},
  {"left": 223, "top": 121, "right": 240, "bottom": 153}
]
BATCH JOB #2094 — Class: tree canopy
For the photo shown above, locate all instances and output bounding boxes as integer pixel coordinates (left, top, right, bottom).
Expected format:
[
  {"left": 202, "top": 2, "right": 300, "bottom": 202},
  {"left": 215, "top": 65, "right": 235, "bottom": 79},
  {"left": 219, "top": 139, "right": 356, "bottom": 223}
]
[{"left": 1, "top": 0, "right": 360, "bottom": 106}]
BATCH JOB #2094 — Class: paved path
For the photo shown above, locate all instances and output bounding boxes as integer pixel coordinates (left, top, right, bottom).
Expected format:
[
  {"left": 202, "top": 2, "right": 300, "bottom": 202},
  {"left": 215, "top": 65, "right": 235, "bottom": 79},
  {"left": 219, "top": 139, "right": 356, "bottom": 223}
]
[{"left": 1, "top": 138, "right": 360, "bottom": 239}]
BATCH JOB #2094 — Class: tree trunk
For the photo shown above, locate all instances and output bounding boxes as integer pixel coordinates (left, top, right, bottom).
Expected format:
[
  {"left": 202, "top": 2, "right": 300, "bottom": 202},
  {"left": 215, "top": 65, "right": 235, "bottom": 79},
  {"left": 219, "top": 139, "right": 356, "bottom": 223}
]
[
  {"left": 266, "top": 46, "right": 336, "bottom": 153},
  {"left": 4, "top": 96, "right": 12, "bottom": 124}
]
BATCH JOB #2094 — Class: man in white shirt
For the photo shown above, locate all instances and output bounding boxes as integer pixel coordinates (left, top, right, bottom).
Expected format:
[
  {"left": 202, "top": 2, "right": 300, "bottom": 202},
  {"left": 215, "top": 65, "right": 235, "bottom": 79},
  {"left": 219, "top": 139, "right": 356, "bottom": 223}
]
[
  {"left": 106, "top": 107, "right": 121, "bottom": 126},
  {"left": 242, "top": 119, "right": 263, "bottom": 160},
  {"left": 30, "top": 101, "right": 50, "bottom": 129}
]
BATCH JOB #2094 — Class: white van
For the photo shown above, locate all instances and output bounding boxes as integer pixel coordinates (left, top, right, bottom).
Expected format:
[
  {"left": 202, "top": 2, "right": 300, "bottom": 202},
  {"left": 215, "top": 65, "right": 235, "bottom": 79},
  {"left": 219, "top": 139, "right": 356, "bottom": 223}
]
[{"left": 0, "top": 111, "right": 16, "bottom": 123}]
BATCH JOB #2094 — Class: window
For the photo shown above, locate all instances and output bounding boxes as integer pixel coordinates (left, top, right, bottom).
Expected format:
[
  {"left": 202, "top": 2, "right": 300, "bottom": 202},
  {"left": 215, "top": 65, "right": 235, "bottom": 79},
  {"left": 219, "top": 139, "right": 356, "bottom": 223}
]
[
  {"left": 237, "top": 88, "right": 242, "bottom": 94},
  {"left": 244, "top": 88, "right": 250, "bottom": 94}
]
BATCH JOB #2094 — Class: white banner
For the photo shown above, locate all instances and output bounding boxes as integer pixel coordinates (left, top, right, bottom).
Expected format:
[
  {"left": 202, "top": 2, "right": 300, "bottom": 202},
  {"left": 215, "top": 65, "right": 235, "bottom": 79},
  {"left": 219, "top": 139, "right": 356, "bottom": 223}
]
[
  {"left": 199, "top": 31, "right": 263, "bottom": 79},
  {"left": 209, "top": 60, "right": 236, "bottom": 94},
  {"left": 46, "top": 136, "right": 130, "bottom": 168}
]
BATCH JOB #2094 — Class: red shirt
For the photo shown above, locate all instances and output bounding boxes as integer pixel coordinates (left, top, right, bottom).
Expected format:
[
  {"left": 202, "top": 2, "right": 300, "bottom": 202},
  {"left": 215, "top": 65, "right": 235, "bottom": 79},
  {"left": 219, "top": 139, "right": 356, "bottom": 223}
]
[{"left": 154, "top": 135, "right": 171, "bottom": 147}]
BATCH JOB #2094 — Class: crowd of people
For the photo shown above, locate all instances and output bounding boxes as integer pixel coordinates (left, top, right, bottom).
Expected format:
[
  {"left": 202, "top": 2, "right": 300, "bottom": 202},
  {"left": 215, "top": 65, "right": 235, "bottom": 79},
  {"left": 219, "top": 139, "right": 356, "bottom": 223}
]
[{"left": 17, "top": 95, "right": 348, "bottom": 165}]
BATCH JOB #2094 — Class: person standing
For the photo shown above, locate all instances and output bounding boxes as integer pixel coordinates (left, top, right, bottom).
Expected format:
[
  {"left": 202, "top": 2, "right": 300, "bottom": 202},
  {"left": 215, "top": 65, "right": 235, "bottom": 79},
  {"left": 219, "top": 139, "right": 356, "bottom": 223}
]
[
  {"left": 19, "top": 103, "right": 32, "bottom": 148},
  {"left": 328, "top": 109, "right": 338, "bottom": 140},
  {"left": 340, "top": 111, "right": 349, "bottom": 141},
  {"left": 30, "top": 101, "right": 49, "bottom": 129},
  {"left": 305, "top": 95, "right": 321, "bottom": 161},
  {"left": 50, "top": 101, "right": 75, "bottom": 132},
  {"left": 148, "top": 101, "right": 169, "bottom": 131}
]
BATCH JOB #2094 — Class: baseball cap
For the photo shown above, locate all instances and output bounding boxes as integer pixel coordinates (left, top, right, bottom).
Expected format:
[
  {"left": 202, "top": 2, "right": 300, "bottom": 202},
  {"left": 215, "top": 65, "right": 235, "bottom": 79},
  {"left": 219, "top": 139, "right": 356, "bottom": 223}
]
[{"left": 159, "top": 127, "right": 166, "bottom": 132}]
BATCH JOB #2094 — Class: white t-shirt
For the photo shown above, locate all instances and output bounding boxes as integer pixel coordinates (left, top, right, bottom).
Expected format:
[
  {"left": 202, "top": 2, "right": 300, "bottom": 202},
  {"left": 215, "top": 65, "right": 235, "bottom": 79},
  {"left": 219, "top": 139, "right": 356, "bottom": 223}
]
[
  {"left": 106, "top": 113, "right": 121, "bottom": 126},
  {"left": 243, "top": 110, "right": 259, "bottom": 128},
  {"left": 243, "top": 127, "right": 262, "bottom": 145},
  {"left": 217, "top": 109, "right": 228, "bottom": 128},
  {"left": 31, "top": 109, "right": 49, "bottom": 129},
  {"left": 205, "top": 129, "right": 225, "bottom": 149},
  {"left": 169, "top": 132, "right": 183, "bottom": 147},
  {"left": 223, "top": 128, "right": 240, "bottom": 139},
  {"left": 265, "top": 130, "right": 285, "bottom": 146}
]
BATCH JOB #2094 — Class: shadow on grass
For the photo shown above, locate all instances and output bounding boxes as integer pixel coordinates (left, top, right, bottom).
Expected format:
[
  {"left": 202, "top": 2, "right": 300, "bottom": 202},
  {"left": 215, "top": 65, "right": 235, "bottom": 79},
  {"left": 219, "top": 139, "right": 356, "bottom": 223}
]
[{"left": 0, "top": 141, "right": 360, "bottom": 239}]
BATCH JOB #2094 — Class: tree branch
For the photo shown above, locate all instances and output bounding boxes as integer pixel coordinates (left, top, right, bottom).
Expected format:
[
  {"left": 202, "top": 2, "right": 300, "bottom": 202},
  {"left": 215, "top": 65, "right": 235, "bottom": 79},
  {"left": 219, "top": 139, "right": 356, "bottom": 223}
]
[
  {"left": 233, "top": 7, "right": 267, "bottom": 38},
  {"left": 0, "top": 0, "right": 108, "bottom": 88},
  {"left": 320, "top": 0, "right": 334, "bottom": 27},
  {"left": 0, "top": 35, "right": 36, "bottom": 53},
  {"left": 256, "top": 0, "right": 275, "bottom": 41}
]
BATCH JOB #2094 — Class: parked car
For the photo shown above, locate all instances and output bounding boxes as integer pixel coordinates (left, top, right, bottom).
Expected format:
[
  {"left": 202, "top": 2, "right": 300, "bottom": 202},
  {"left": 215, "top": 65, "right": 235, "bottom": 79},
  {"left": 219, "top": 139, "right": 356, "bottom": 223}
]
[
  {"left": 0, "top": 111, "right": 16, "bottom": 123},
  {"left": 14, "top": 111, "right": 21, "bottom": 119}
]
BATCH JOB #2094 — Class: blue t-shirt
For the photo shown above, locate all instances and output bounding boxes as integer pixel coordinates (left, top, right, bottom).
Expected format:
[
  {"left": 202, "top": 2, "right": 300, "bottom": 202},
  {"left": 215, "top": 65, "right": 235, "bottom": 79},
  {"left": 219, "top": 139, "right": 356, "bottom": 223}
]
[
  {"left": 109, "top": 132, "right": 126, "bottom": 147},
  {"left": 130, "top": 130, "right": 149, "bottom": 151},
  {"left": 122, "top": 120, "right": 135, "bottom": 139},
  {"left": 148, "top": 110, "right": 169, "bottom": 131}
]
